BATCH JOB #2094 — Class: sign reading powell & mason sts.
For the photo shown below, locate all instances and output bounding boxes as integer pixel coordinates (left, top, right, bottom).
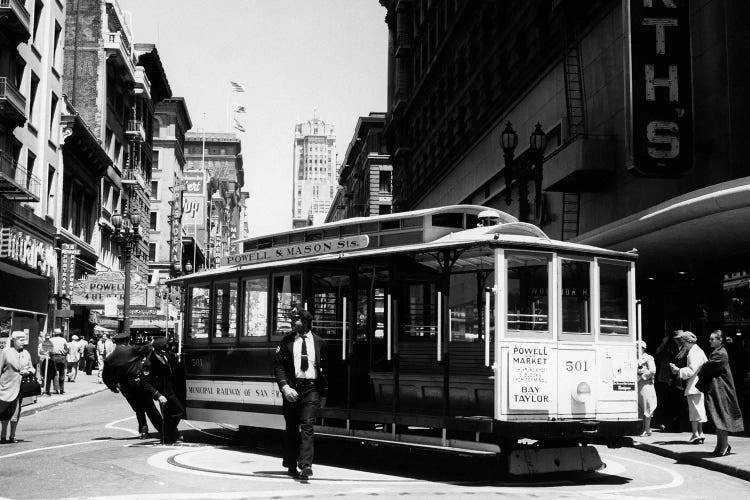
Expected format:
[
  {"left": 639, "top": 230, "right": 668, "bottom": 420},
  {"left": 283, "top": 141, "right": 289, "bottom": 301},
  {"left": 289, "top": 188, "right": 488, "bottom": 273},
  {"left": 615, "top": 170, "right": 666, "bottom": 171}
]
[
  {"left": 222, "top": 235, "right": 370, "bottom": 267},
  {"left": 626, "top": 0, "right": 692, "bottom": 177}
]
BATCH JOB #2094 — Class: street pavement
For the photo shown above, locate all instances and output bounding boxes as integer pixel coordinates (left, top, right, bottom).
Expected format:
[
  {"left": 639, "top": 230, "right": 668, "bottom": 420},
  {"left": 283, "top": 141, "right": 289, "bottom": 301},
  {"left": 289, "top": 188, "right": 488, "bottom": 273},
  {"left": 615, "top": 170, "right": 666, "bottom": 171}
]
[{"left": 15, "top": 369, "right": 750, "bottom": 490}]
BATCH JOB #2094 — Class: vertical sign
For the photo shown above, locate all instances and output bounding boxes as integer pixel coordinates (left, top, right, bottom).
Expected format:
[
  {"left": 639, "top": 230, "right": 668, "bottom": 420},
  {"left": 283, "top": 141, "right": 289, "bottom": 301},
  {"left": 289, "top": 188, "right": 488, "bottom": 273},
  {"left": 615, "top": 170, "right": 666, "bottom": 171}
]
[
  {"left": 59, "top": 243, "right": 79, "bottom": 297},
  {"left": 625, "top": 0, "right": 692, "bottom": 177},
  {"left": 170, "top": 179, "right": 184, "bottom": 271}
]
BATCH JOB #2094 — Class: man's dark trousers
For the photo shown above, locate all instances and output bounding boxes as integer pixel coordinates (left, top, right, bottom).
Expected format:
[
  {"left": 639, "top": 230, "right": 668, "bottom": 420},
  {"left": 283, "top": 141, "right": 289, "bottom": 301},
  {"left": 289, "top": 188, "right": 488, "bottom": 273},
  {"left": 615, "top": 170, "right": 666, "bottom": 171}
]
[
  {"left": 120, "top": 379, "right": 163, "bottom": 433},
  {"left": 282, "top": 381, "right": 320, "bottom": 468}
]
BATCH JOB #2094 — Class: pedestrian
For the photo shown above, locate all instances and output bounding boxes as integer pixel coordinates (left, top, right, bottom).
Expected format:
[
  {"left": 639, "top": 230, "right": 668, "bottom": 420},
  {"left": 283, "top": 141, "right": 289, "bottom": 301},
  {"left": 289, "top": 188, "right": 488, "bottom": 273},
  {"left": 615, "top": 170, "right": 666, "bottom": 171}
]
[
  {"left": 103, "top": 336, "right": 163, "bottom": 439},
  {"left": 76, "top": 334, "right": 87, "bottom": 372},
  {"left": 697, "top": 330, "right": 744, "bottom": 456},
  {"left": 670, "top": 331, "right": 707, "bottom": 444},
  {"left": 97, "top": 334, "right": 114, "bottom": 383},
  {"left": 66, "top": 335, "right": 81, "bottom": 382},
  {"left": 49, "top": 328, "right": 69, "bottom": 395},
  {"left": 654, "top": 330, "right": 681, "bottom": 431},
  {"left": 274, "top": 305, "right": 328, "bottom": 478},
  {"left": 38, "top": 333, "right": 55, "bottom": 395},
  {"left": 84, "top": 338, "right": 97, "bottom": 375},
  {"left": 637, "top": 340, "right": 657, "bottom": 436},
  {"left": 141, "top": 337, "right": 185, "bottom": 444},
  {"left": 1, "top": 336, "right": 34, "bottom": 443}
]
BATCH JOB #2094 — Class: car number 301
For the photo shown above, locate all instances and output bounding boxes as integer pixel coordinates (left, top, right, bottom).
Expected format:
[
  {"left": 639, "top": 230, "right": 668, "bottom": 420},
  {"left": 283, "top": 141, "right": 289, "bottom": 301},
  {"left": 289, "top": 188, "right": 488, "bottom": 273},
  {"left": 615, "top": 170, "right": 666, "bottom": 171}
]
[{"left": 565, "top": 360, "right": 589, "bottom": 372}]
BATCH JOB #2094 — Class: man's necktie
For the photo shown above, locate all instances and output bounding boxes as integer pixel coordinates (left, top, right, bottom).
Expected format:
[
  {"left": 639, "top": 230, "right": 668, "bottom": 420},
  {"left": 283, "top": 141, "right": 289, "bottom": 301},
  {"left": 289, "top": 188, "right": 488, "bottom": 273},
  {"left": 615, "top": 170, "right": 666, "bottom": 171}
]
[{"left": 300, "top": 334, "right": 309, "bottom": 372}]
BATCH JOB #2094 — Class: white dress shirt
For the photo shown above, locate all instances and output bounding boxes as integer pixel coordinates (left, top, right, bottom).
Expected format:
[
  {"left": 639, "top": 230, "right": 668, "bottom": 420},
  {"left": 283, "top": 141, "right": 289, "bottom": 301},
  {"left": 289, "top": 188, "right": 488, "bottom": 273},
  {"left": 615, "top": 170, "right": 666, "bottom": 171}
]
[{"left": 293, "top": 331, "right": 317, "bottom": 380}]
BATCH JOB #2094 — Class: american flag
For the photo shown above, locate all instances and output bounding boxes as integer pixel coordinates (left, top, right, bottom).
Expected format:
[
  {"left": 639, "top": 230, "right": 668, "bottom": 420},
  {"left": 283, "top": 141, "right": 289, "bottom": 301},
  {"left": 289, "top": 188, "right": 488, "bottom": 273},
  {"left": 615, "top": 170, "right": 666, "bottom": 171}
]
[
  {"left": 230, "top": 81, "right": 246, "bottom": 92},
  {"left": 233, "top": 118, "right": 246, "bottom": 133},
  {"left": 232, "top": 103, "right": 247, "bottom": 113}
]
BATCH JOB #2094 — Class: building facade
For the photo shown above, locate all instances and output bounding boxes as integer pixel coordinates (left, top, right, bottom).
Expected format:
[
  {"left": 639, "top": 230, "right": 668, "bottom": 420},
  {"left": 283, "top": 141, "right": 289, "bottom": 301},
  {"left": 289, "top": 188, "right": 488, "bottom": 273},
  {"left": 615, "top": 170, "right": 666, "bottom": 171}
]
[
  {"left": 184, "top": 131, "right": 244, "bottom": 269},
  {"left": 61, "top": 0, "right": 171, "bottom": 337},
  {"left": 378, "top": 0, "right": 750, "bottom": 350},
  {"left": 292, "top": 115, "right": 337, "bottom": 227},
  {"left": 0, "top": 0, "right": 64, "bottom": 353},
  {"left": 325, "top": 112, "right": 392, "bottom": 222}
]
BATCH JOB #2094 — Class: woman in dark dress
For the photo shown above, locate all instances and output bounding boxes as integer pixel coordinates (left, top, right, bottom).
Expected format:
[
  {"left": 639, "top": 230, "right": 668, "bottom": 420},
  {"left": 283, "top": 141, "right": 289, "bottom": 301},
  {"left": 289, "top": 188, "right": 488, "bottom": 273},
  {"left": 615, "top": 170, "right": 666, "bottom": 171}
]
[{"left": 698, "top": 330, "right": 744, "bottom": 456}]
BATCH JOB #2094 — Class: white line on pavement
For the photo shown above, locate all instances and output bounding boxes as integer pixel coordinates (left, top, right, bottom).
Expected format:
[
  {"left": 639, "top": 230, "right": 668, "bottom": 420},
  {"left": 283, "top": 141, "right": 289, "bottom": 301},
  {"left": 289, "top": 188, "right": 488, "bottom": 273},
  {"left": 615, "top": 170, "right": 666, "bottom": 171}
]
[
  {"left": 0, "top": 439, "right": 109, "bottom": 460},
  {"left": 585, "top": 453, "right": 685, "bottom": 498},
  {"left": 106, "top": 415, "right": 139, "bottom": 435}
]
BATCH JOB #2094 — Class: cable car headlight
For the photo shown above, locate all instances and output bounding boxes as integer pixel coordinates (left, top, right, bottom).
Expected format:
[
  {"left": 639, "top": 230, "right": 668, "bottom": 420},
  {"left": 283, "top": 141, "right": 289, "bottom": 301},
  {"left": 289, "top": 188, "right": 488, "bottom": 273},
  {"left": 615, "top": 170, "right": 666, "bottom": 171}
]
[{"left": 572, "top": 381, "right": 592, "bottom": 403}]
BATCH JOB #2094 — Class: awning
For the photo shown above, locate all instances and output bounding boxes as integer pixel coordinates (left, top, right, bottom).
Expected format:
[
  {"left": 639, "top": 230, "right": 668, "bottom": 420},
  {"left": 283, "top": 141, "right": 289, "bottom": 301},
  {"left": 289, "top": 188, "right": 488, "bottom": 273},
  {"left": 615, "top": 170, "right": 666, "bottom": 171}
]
[{"left": 573, "top": 177, "right": 750, "bottom": 275}]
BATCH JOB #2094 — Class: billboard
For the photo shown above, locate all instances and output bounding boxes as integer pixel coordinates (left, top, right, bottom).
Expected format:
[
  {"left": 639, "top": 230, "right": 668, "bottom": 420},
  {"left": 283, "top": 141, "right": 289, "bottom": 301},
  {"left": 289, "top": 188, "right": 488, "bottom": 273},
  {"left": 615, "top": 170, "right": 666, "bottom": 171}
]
[{"left": 182, "top": 171, "right": 206, "bottom": 229}]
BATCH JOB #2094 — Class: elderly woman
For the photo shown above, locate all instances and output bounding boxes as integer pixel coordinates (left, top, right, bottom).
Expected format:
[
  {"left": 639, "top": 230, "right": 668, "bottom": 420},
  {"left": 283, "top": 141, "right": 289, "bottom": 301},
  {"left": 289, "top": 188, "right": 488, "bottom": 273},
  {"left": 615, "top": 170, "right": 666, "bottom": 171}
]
[
  {"left": 670, "top": 331, "right": 707, "bottom": 444},
  {"left": 637, "top": 340, "right": 657, "bottom": 436},
  {"left": 697, "top": 330, "right": 744, "bottom": 456},
  {"left": 1, "top": 336, "right": 34, "bottom": 443}
]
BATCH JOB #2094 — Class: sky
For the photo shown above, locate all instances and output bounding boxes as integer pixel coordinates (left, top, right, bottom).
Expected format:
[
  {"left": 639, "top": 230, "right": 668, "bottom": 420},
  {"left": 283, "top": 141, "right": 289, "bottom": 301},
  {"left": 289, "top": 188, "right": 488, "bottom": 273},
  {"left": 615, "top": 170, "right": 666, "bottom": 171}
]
[{"left": 118, "top": 0, "right": 388, "bottom": 236}]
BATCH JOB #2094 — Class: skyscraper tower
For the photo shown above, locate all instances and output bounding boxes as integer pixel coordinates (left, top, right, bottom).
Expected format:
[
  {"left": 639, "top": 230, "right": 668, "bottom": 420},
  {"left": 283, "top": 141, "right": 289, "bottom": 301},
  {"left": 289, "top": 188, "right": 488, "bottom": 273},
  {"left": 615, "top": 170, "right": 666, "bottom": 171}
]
[{"left": 292, "top": 113, "right": 337, "bottom": 227}]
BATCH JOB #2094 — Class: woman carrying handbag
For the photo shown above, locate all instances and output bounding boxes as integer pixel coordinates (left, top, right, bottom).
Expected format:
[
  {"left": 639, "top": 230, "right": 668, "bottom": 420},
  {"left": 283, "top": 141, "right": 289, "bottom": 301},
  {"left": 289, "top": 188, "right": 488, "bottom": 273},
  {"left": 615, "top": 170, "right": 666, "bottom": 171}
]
[{"left": 1, "top": 335, "right": 37, "bottom": 444}]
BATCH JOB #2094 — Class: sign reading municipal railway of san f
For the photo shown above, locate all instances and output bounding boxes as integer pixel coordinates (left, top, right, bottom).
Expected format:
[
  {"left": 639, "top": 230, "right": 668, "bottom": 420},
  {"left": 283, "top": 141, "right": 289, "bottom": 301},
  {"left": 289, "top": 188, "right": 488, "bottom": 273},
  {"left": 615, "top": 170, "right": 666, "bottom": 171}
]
[
  {"left": 626, "top": 0, "right": 692, "bottom": 177},
  {"left": 222, "top": 235, "right": 370, "bottom": 267}
]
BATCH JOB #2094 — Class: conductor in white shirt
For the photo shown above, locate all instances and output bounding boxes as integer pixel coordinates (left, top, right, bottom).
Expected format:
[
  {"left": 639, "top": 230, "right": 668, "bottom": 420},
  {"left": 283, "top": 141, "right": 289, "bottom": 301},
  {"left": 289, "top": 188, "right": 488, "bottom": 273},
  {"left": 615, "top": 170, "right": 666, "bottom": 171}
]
[{"left": 273, "top": 304, "right": 328, "bottom": 478}]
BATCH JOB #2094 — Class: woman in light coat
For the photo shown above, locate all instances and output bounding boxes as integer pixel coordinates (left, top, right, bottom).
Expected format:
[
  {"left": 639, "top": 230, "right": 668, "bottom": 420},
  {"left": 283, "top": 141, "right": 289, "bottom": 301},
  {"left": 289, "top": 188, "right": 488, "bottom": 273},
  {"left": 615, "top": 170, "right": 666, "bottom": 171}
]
[
  {"left": 670, "top": 331, "right": 707, "bottom": 443},
  {"left": 1, "top": 336, "right": 34, "bottom": 443},
  {"left": 637, "top": 340, "right": 657, "bottom": 436}
]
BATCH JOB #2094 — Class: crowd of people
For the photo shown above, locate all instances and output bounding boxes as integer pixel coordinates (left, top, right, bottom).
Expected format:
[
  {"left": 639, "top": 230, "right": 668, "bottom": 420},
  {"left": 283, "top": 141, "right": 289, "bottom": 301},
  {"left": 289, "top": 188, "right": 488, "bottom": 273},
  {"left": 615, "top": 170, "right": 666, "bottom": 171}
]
[
  {"left": 639, "top": 328, "right": 746, "bottom": 456},
  {"left": 0, "top": 330, "right": 184, "bottom": 445}
]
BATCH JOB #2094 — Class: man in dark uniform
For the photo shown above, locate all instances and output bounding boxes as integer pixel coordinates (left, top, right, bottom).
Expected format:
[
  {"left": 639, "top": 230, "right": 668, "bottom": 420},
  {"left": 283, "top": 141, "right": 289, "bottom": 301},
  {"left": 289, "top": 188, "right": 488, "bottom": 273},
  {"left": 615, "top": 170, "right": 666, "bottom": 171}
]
[
  {"left": 273, "top": 305, "right": 328, "bottom": 478},
  {"left": 141, "top": 337, "right": 185, "bottom": 444},
  {"left": 102, "top": 335, "right": 163, "bottom": 439}
]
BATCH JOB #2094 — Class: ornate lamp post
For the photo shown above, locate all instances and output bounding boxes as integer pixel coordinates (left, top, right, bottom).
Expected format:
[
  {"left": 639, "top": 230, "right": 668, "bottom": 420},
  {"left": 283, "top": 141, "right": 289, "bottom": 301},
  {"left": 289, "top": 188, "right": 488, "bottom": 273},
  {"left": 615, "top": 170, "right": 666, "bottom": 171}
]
[
  {"left": 184, "top": 261, "right": 193, "bottom": 273},
  {"left": 112, "top": 209, "right": 142, "bottom": 339},
  {"left": 500, "top": 121, "right": 546, "bottom": 223}
]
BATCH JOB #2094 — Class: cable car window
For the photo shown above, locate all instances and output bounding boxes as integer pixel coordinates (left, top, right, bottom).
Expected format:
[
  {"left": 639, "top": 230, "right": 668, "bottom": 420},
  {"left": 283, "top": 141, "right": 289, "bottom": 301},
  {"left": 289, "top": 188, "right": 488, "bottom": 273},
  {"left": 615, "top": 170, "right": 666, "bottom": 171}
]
[
  {"left": 242, "top": 277, "right": 268, "bottom": 338},
  {"left": 188, "top": 285, "right": 210, "bottom": 339},
  {"left": 213, "top": 280, "right": 238, "bottom": 338},
  {"left": 432, "top": 212, "right": 464, "bottom": 228},
  {"left": 507, "top": 253, "right": 549, "bottom": 332},
  {"left": 402, "top": 282, "right": 437, "bottom": 339},
  {"left": 448, "top": 272, "right": 482, "bottom": 342},
  {"left": 561, "top": 260, "right": 591, "bottom": 334},
  {"left": 599, "top": 262, "right": 629, "bottom": 335},
  {"left": 272, "top": 273, "right": 302, "bottom": 338}
]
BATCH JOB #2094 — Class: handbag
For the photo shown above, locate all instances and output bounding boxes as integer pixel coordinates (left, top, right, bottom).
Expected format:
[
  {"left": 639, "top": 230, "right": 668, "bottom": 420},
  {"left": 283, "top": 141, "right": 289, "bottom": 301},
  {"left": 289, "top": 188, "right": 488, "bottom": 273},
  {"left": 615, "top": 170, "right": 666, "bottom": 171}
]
[{"left": 19, "top": 374, "right": 42, "bottom": 398}]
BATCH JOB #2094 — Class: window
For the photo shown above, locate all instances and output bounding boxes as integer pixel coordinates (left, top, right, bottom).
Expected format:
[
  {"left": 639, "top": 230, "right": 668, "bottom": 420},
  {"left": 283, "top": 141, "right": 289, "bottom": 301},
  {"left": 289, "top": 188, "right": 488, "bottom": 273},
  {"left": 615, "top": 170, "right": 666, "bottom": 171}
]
[
  {"left": 242, "top": 277, "right": 268, "bottom": 338},
  {"left": 148, "top": 243, "right": 157, "bottom": 262},
  {"left": 402, "top": 282, "right": 437, "bottom": 339},
  {"left": 32, "top": 0, "right": 44, "bottom": 44},
  {"left": 449, "top": 271, "right": 494, "bottom": 342},
  {"left": 49, "top": 93, "right": 59, "bottom": 134},
  {"left": 599, "top": 261, "right": 630, "bottom": 335},
  {"left": 46, "top": 165, "right": 55, "bottom": 205},
  {"left": 152, "top": 152, "right": 159, "bottom": 170},
  {"left": 188, "top": 285, "right": 210, "bottom": 339},
  {"left": 149, "top": 211, "right": 157, "bottom": 230},
  {"left": 507, "top": 253, "right": 550, "bottom": 333},
  {"left": 561, "top": 260, "right": 591, "bottom": 334},
  {"left": 379, "top": 171, "right": 392, "bottom": 193},
  {"left": 52, "top": 21, "right": 62, "bottom": 68},
  {"left": 26, "top": 151, "right": 36, "bottom": 191},
  {"left": 272, "top": 273, "right": 301, "bottom": 338},
  {"left": 28, "top": 73, "right": 40, "bottom": 126},
  {"left": 13, "top": 57, "right": 25, "bottom": 88},
  {"left": 214, "top": 280, "right": 238, "bottom": 338},
  {"left": 150, "top": 181, "right": 158, "bottom": 199}
]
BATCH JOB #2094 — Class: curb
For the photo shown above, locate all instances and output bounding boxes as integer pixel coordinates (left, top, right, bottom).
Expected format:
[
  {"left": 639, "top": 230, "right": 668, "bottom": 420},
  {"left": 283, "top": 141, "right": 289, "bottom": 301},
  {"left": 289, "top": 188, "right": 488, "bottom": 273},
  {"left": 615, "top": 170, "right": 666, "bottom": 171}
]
[
  {"left": 635, "top": 442, "right": 750, "bottom": 482},
  {"left": 21, "top": 386, "right": 109, "bottom": 418}
]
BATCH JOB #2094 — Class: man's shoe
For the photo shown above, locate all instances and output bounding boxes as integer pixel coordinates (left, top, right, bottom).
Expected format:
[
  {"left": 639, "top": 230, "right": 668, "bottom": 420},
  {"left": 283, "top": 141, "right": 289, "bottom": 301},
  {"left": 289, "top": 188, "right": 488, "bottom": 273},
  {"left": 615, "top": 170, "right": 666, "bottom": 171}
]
[
  {"left": 299, "top": 465, "right": 313, "bottom": 478},
  {"left": 286, "top": 466, "right": 299, "bottom": 477}
]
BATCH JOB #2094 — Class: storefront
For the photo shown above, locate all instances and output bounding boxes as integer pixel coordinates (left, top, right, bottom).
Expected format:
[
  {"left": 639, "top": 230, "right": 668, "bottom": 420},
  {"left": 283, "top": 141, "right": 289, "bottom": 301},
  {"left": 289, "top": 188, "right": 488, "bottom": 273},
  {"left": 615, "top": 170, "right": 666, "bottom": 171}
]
[{"left": 0, "top": 223, "right": 57, "bottom": 362}]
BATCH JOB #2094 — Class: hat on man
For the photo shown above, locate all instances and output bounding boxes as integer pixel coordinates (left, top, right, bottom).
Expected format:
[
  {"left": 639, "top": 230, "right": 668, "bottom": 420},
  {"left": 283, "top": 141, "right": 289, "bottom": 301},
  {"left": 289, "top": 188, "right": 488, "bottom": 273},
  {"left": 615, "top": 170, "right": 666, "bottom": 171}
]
[
  {"left": 72, "top": 335, "right": 79, "bottom": 341},
  {"left": 678, "top": 331, "right": 697, "bottom": 343},
  {"left": 53, "top": 328, "right": 62, "bottom": 336},
  {"left": 152, "top": 337, "right": 168, "bottom": 351}
]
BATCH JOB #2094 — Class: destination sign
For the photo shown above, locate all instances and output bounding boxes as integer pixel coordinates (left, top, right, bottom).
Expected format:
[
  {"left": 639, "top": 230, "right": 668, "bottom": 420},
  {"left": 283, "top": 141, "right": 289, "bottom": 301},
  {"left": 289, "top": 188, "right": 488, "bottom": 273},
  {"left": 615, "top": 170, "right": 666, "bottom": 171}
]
[{"left": 222, "top": 235, "right": 369, "bottom": 267}]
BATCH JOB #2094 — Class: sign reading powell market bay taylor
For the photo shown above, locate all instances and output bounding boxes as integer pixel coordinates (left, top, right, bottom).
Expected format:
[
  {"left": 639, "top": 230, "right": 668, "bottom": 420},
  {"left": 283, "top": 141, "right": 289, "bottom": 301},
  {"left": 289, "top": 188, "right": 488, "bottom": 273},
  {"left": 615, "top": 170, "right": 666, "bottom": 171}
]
[
  {"left": 222, "top": 235, "right": 369, "bottom": 267},
  {"left": 625, "top": 0, "right": 692, "bottom": 177}
]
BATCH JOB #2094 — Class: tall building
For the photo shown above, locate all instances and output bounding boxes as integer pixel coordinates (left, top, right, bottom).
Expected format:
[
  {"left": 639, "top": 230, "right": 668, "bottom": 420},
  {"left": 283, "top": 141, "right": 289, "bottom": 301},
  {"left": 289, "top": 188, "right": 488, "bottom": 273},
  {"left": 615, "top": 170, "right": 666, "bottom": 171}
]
[
  {"left": 61, "top": 0, "right": 171, "bottom": 337},
  {"left": 292, "top": 114, "right": 337, "bottom": 227},
  {"left": 149, "top": 97, "right": 191, "bottom": 285},
  {"left": 0, "top": 0, "right": 65, "bottom": 350},
  {"left": 325, "top": 112, "right": 392, "bottom": 222},
  {"left": 184, "top": 131, "right": 244, "bottom": 269},
  {"left": 377, "top": 0, "right": 750, "bottom": 350}
]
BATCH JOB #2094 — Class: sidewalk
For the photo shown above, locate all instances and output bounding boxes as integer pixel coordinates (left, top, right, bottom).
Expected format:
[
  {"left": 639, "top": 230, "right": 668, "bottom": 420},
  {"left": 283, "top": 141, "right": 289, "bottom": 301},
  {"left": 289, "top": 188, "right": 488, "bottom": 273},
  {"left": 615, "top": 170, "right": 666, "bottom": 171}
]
[
  {"left": 21, "top": 369, "right": 109, "bottom": 417},
  {"left": 633, "top": 430, "right": 750, "bottom": 481}
]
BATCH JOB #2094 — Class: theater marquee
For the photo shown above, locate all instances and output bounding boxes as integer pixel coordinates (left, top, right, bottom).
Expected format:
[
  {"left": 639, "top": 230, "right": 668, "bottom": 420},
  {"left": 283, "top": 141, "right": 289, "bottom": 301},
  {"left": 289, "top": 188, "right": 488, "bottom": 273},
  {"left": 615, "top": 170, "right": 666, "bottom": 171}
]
[{"left": 624, "top": 0, "right": 692, "bottom": 177}]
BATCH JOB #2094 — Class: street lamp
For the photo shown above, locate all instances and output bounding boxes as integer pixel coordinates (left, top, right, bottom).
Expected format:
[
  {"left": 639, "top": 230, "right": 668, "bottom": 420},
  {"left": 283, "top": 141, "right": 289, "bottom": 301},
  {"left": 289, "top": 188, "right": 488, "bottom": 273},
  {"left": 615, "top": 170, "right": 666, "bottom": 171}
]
[
  {"left": 112, "top": 209, "right": 142, "bottom": 339},
  {"left": 184, "top": 261, "right": 193, "bottom": 273},
  {"left": 499, "top": 121, "right": 546, "bottom": 223}
]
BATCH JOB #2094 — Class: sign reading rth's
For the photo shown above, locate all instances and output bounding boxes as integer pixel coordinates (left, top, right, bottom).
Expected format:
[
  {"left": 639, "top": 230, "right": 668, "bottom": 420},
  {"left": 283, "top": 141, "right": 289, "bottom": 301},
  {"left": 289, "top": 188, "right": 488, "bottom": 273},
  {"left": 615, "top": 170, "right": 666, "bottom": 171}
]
[
  {"left": 626, "top": 0, "right": 692, "bottom": 177},
  {"left": 222, "top": 235, "right": 369, "bottom": 267}
]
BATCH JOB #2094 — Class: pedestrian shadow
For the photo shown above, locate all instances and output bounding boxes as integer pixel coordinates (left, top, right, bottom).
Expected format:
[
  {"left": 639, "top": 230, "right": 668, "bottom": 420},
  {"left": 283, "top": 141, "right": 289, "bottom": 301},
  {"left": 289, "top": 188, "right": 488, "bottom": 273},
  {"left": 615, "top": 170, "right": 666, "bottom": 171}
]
[{"left": 651, "top": 440, "right": 697, "bottom": 445}]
